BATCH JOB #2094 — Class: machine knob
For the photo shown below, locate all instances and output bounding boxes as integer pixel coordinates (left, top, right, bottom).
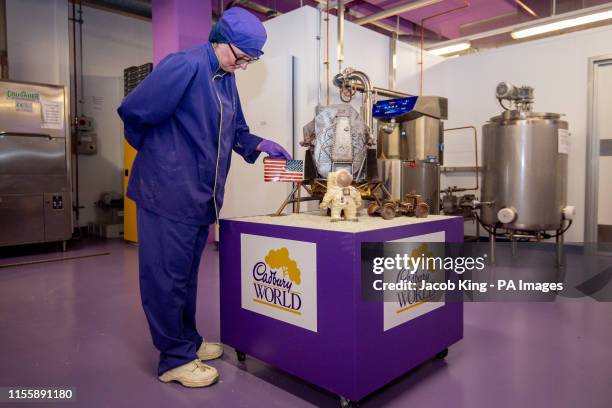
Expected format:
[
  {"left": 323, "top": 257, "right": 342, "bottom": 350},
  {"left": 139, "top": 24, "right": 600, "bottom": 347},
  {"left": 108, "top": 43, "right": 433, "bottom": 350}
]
[
  {"left": 495, "top": 82, "right": 514, "bottom": 99},
  {"left": 562, "top": 206, "right": 575, "bottom": 220},
  {"left": 497, "top": 207, "right": 517, "bottom": 224}
]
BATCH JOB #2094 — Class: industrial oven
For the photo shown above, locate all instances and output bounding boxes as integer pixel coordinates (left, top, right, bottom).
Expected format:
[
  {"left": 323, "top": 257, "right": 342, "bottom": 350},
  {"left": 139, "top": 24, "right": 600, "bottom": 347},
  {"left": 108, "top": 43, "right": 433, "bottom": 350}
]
[{"left": 0, "top": 80, "right": 72, "bottom": 247}]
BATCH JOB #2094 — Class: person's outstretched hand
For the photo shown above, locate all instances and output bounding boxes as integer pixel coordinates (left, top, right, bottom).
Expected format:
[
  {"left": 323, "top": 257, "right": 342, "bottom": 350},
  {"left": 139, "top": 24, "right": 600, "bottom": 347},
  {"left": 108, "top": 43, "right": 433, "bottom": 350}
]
[{"left": 257, "top": 140, "right": 292, "bottom": 160}]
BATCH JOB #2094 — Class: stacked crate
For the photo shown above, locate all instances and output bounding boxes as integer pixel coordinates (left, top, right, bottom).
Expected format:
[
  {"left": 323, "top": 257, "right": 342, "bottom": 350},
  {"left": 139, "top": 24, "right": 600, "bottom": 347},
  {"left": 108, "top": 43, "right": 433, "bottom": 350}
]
[{"left": 123, "top": 63, "right": 153, "bottom": 96}]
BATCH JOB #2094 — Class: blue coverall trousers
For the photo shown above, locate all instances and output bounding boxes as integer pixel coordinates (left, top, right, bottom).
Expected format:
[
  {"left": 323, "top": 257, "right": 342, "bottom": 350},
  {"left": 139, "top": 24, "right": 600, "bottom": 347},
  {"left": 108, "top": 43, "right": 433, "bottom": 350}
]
[{"left": 136, "top": 206, "right": 210, "bottom": 375}]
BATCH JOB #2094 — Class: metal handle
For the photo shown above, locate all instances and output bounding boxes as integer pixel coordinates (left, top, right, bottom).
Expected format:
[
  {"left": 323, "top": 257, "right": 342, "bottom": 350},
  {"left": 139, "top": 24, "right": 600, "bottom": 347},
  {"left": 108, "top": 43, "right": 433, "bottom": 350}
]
[{"left": 0, "top": 131, "right": 53, "bottom": 139}]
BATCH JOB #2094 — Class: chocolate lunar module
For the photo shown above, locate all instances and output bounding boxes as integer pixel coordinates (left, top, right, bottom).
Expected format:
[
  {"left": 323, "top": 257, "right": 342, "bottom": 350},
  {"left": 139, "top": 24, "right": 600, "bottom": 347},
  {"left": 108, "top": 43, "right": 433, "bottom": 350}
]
[
  {"left": 274, "top": 67, "right": 444, "bottom": 220},
  {"left": 274, "top": 103, "right": 393, "bottom": 216}
]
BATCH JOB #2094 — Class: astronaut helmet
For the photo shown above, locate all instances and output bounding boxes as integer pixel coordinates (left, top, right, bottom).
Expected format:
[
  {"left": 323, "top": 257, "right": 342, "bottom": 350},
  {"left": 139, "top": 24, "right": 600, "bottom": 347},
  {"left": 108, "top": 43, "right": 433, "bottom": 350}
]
[{"left": 336, "top": 169, "right": 353, "bottom": 188}]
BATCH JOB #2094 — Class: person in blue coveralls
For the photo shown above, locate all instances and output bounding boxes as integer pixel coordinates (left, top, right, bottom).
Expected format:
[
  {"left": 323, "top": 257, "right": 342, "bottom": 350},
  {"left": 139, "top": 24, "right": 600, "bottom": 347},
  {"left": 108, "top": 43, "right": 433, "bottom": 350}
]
[{"left": 117, "top": 7, "right": 291, "bottom": 388}]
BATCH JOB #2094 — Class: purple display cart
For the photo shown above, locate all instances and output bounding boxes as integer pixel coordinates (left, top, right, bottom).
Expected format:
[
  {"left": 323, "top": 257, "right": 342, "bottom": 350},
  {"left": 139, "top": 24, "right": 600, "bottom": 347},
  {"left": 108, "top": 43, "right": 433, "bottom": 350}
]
[{"left": 220, "top": 213, "right": 463, "bottom": 406}]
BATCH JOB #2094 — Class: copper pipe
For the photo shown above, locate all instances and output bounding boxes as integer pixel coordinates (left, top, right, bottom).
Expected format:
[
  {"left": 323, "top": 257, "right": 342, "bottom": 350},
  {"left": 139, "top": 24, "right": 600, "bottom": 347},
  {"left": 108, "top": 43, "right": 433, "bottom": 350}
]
[
  {"left": 515, "top": 0, "right": 538, "bottom": 17},
  {"left": 347, "top": 7, "right": 410, "bottom": 35},
  {"left": 337, "top": 0, "right": 345, "bottom": 72},
  {"left": 444, "top": 125, "right": 479, "bottom": 191},
  {"left": 326, "top": 0, "right": 330, "bottom": 105},
  {"left": 419, "top": 1, "right": 470, "bottom": 96},
  {"left": 318, "top": 5, "right": 323, "bottom": 106},
  {"left": 389, "top": 16, "right": 398, "bottom": 90}
]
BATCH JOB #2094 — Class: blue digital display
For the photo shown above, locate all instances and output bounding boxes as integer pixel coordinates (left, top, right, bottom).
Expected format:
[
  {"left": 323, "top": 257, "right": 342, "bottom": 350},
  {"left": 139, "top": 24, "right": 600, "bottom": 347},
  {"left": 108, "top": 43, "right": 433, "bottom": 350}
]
[{"left": 372, "top": 96, "right": 418, "bottom": 119}]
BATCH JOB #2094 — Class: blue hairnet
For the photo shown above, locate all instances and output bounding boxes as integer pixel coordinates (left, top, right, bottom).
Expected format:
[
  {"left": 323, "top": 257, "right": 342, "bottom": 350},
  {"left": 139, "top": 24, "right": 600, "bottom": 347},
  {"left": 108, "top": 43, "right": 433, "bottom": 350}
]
[{"left": 208, "top": 7, "right": 267, "bottom": 57}]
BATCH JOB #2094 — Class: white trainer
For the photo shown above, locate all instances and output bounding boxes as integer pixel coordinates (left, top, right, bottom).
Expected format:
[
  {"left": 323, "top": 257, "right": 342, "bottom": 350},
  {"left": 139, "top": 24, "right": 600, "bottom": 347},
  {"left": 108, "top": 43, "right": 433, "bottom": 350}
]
[
  {"left": 197, "top": 342, "right": 224, "bottom": 361},
  {"left": 158, "top": 359, "right": 219, "bottom": 387}
]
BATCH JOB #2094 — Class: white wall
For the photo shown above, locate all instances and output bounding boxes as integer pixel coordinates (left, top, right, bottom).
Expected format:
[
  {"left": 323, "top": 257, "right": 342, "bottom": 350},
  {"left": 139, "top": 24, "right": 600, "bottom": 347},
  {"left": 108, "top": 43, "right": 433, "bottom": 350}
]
[
  {"left": 77, "top": 6, "right": 151, "bottom": 226},
  {"left": 256, "top": 6, "right": 436, "bottom": 157},
  {"left": 232, "top": 6, "right": 436, "bottom": 216},
  {"left": 6, "top": 0, "right": 70, "bottom": 87},
  {"left": 254, "top": 5, "right": 322, "bottom": 159},
  {"left": 424, "top": 24, "right": 612, "bottom": 242},
  {"left": 224, "top": 56, "right": 294, "bottom": 219},
  {"left": 5, "top": 1, "right": 151, "bottom": 227}
]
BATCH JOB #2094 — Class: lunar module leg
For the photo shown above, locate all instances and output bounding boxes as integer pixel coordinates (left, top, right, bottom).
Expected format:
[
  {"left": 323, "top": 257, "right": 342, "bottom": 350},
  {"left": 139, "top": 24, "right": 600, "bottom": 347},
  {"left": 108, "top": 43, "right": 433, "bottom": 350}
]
[{"left": 273, "top": 182, "right": 322, "bottom": 216}]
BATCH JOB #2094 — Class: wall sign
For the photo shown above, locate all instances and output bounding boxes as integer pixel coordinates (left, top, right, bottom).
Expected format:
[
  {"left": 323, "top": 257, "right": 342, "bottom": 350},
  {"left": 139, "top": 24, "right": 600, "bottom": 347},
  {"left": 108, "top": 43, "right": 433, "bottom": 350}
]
[
  {"left": 240, "top": 234, "right": 318, "bottom": 332},
  {"left": 383, "top": 231, "right": 446, "bottom": 331}
]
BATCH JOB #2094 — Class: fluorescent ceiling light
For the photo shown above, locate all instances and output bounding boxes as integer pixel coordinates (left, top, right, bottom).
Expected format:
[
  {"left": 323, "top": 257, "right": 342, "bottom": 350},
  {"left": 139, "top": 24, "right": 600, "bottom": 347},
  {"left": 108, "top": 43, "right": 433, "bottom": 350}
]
[
  {"left": 428, "top": 42, "right": 471, "bottom": 56},
  {"left": 511, "top": 9, "right": 612, "bottom": 39}
]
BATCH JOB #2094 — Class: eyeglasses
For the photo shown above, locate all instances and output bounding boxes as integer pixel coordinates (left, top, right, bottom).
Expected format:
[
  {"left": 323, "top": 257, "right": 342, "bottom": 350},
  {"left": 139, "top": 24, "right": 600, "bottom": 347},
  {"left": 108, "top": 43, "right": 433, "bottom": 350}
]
[{"left": 228, "top": 44, "right": 259, "bottom": 66}]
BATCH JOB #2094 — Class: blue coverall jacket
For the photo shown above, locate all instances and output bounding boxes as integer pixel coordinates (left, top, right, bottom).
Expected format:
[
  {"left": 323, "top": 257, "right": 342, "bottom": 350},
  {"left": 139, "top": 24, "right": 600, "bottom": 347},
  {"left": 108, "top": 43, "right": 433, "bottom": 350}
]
[{"left": 118, "top": 42, "right": 263, "bottom": 225}]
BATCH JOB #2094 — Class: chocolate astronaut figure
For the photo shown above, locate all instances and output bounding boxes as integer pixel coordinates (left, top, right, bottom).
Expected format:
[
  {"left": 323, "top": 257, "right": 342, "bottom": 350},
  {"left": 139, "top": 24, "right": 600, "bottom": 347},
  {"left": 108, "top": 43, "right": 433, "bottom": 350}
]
[{"left": 320, "top": 169, "right": 362, "bottom": 222}]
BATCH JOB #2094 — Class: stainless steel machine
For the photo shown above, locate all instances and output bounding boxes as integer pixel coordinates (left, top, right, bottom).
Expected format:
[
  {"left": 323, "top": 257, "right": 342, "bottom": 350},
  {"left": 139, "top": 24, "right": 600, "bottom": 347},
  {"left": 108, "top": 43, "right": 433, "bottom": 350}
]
[
  {"left": 0, "top": 80, "right": 72, "bottom": 248},
  {"left": 373, "top": 96, "right": 447, "bottom": 213},
  {"left": 477, "top": 82, "right": 574, "bottom": 263}
]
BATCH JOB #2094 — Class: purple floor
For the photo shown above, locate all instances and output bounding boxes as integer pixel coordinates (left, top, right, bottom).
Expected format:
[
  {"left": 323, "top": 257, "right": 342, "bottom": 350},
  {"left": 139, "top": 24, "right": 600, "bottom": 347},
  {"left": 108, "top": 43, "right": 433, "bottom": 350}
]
[{"left": 0, "top": 238, "right": 611, "bottom": 408}]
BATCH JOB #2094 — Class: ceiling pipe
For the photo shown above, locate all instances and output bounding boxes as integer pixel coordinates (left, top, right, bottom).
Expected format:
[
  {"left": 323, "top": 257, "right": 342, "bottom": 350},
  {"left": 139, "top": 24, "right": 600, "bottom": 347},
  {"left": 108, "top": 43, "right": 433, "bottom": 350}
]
[
  {"left": 80, "top": 0, "right": 152, "bottom": 18},
  {"left": 389, "top": 31, "right": 397, "bottom": 90},
  {"left": 326, "top": 0, "right": 355, "bottom": 10},
  {"left": 337, "top": 0, "right": 344, "bottom": 71},
  {"left": 327, "top": 0, "right": 330, "bottom": 104},
  {"left": 314, "top": 0, "right": 445, "bottom": 42},
  {"left": 399, "top": 34, "right": 442, "bottom": 47},
  {"left": 419, "top": 0, "right": 470, "bottom": 95},
  {"left": 313, "top": 1, "right": 410, "bottom": 36},
  {"left": 232, "top": 0, "right": 280, "bottom": 17},
  {"left": 353, "top": 0, "right": 445, "bottom": 26},
  {"left": 347, "top": 7, "right": 410, "bottom": 35},
  {"left": 348, "top": 6, "right": 444, "bottom": 40},
  {"left": 515, "top": 0, "right": 538, "bottom": 18}
]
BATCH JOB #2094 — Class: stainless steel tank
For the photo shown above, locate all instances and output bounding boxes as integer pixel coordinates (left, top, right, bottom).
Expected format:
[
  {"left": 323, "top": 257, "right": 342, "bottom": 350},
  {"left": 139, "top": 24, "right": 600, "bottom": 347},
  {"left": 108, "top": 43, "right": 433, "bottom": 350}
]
[
  {"left": 401, "top": 161, "right": 440, "bottom": 214},
  {"left": 379, "top": 160, "right": 440, "bottom": 214},
  {"left": 481, "top": 110, "right": 568, "bottom": 231},
  {"left": 373, "top": 96, "right": 447, "bottom": 214},
  {"left": 376, "top": 115, "right": 443, "bottom": 162}
]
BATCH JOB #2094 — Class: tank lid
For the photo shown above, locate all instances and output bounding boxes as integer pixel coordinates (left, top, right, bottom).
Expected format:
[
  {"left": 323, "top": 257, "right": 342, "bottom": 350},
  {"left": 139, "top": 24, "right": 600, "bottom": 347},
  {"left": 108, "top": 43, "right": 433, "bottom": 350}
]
[{"left": 489, "top": 110, "right": 562, "bottom": 122}]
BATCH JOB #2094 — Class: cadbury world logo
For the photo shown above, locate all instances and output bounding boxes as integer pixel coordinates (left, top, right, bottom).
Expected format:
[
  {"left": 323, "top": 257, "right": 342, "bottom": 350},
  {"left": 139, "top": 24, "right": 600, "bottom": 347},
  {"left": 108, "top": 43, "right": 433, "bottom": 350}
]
[{"left": 252, "top": 248, "right": 302, "bottom": 314}]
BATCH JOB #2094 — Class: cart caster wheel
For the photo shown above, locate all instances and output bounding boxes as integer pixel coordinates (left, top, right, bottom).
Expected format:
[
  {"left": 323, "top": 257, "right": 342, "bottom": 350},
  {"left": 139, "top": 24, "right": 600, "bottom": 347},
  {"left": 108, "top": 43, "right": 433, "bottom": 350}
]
[
  {"left": 435, "top": 348, "right": 449, "bottom": 360},
  {"left": 235, "top": 349, "right": 246, "bottom": 362},
  {"left": 340, "top": 396, "right": 358, "bottom": 407}
]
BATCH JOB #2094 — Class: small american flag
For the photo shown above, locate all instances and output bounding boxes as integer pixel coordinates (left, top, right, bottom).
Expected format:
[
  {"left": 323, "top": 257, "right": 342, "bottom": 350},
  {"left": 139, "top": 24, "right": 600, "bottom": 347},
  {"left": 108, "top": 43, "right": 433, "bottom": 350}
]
[{"left": 263, "top": 158, "right": 304, "bottom": 182}]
